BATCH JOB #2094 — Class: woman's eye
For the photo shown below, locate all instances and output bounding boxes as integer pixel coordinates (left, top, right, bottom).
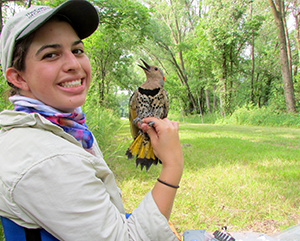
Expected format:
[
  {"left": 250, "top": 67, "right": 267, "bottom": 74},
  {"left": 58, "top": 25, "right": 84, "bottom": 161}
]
[
  {"left": 73, "top": 49, "right": 84, "bottom": 55},
  {"left": 42, "top": 53, "right": 57, "bottom": 59}
]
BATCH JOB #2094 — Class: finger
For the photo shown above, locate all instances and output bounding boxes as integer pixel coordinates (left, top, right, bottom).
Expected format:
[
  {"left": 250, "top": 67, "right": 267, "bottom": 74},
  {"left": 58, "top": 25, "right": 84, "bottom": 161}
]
[
  {"left": 161, "top": 118, "right": 179, "bottom": 131},
  {"left": 142, "top": 117, "right": 159, "bottom": 125},
  {"left": 170, "top": 121, "right": 179, "bottom": 131},
  {"left": 138, "top": 122, "right": 150, "bottom": 133},
  {"left": 145, "top": 124, "right": 158, "bottom": 141},
  {"left": 139, "top": 119, "right": 159, "bottom": 133}
]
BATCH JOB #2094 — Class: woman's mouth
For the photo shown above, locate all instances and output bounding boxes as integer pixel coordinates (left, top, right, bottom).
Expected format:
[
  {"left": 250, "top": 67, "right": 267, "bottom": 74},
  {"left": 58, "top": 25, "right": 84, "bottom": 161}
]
[{"left": 60, "top": 79, "right": 82, "bottom": 88}]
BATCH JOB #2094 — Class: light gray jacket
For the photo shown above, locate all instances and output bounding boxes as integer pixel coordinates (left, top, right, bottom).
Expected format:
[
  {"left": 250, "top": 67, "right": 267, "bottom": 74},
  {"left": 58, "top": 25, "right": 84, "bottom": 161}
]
[{"left": 0, "top": 110, "right": 177, "bottom": 241}]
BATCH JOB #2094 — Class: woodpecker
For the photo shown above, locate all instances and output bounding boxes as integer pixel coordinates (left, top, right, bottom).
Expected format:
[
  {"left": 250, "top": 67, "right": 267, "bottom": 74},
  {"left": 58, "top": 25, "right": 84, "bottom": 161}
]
[{"left": 125, "top": 59, "right": 169, "bottom": 171}]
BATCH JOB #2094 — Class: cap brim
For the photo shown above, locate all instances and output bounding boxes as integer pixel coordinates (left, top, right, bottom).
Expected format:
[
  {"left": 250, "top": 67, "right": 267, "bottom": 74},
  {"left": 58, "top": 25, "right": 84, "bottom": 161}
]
[{"left": 17, "top": 0, "right": 99, "bottom": 41}]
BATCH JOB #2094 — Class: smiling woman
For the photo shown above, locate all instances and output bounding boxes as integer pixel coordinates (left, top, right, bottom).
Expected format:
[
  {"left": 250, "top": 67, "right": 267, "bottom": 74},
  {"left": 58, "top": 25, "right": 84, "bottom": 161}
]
[{"left": 7, "top": 19, "right": 91, "bottom": 113}]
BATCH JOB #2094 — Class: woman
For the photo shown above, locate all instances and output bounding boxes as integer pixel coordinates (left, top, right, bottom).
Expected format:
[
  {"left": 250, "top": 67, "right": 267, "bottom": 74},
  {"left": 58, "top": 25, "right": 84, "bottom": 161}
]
[{"left": 0, "top": 0, "right": 184, "bottom": 240}]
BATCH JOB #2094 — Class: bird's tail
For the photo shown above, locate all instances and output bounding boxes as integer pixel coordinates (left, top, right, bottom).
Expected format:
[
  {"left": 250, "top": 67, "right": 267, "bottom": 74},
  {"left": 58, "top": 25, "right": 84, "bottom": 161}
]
[{"left": 126, "top": 133, "right": 160, "bottom": 171}]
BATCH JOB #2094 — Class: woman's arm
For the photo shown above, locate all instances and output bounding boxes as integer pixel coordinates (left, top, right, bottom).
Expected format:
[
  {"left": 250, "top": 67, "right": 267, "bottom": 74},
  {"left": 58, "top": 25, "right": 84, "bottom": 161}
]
[{"left": 139, "top": 117, "right": 184, "bottom": 220}]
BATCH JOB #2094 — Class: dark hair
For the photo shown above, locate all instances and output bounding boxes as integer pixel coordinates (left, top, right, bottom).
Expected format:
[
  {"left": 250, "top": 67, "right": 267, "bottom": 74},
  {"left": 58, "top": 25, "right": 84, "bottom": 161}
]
[
  {"left": 12, "top": 33, "right": 35, "bottom": 72},
  {"left": 7, "top": 33, "right": 35, "bottom": 96}
]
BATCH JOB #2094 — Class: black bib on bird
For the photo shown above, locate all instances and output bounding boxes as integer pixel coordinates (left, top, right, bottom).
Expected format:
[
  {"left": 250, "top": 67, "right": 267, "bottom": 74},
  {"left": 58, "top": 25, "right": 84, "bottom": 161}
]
[{"left": 138, "top": 87, "right": 160, "bottom": 97}]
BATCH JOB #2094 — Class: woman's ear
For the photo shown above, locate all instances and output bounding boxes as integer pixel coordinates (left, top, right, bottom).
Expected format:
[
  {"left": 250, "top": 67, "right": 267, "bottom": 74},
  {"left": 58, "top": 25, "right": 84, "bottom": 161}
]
[{"left": 6, "top": 67, "right": 29, "bottom": 91}]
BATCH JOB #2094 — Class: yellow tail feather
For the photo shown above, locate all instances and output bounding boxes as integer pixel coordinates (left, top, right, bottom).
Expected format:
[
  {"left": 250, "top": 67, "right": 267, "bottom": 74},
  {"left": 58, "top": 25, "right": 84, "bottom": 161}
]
[
  {"left": 125, "top": 133, "right": 159, "bottom": 171},
  {"left": 128, "top": 134, "right": 143, "bottom": 156},
  {"left": 137, "top": 140, "right": 151, "bottom": 159}
]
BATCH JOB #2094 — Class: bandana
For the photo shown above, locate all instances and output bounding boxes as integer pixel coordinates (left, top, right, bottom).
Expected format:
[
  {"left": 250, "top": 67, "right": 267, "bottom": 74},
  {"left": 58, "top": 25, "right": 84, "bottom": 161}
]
[{"left": 9, "top": 95, "right": 94, "bottom": 149}]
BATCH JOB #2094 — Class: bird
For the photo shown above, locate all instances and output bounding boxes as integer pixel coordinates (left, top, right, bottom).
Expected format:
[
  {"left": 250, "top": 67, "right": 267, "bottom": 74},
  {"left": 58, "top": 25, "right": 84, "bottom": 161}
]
[{"left": 125, "top": 59, "right": 169, "bottom": 171}]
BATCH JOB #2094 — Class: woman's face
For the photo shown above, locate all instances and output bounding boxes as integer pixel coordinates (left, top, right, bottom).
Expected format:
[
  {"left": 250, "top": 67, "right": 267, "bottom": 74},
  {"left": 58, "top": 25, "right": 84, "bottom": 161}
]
[{"left": 18, "top": 19, "right": 91, "bottom": 112}]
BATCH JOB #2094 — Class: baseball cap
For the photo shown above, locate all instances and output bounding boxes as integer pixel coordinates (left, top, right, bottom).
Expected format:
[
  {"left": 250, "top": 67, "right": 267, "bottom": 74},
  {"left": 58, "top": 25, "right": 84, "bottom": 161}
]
[{"left": 0, "top": 0, "right": 99, "bottom": 78}]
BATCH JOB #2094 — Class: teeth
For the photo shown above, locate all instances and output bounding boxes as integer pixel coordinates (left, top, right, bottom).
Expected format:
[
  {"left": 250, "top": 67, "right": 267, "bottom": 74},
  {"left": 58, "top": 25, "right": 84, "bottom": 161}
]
[{"left": 60, "top": 80, "right": 81, "bottom": 88}]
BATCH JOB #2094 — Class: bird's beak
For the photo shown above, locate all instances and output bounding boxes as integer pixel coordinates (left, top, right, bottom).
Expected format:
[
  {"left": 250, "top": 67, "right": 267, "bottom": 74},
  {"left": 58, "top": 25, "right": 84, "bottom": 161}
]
[{"left": 138, "top": 59, "right": 151, "bottom": 72}]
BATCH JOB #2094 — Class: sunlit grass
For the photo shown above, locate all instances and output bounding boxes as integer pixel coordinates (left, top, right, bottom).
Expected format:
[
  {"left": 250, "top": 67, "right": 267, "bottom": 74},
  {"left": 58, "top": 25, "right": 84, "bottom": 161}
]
[{"left": 112, "top": 121, "right": 300, "bottom": 235}]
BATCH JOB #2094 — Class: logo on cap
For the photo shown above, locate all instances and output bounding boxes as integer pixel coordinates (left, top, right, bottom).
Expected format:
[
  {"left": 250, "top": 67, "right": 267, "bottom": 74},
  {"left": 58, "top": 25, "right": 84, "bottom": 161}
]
[{"left": 25, "top": 6, "right": 51, "bottom": 19}]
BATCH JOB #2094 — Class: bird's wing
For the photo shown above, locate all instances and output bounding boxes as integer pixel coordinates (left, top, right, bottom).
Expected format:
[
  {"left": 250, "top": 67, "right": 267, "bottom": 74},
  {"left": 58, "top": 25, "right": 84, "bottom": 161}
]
[
  {"left": 128, "top": 90, "right": 139, "bottom": 139},
  {"left": 162, "top": 89, "right": 169, "bottom": 118}
]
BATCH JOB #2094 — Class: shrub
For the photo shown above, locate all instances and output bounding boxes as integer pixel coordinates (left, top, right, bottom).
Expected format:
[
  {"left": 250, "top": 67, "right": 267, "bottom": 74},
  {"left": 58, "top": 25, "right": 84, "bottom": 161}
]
[
  {"left": 216, "top": 104, "right": 300, "bottom": 128},
  {"left": 83, "top": 105, "right": 123, "bottom": 160}
]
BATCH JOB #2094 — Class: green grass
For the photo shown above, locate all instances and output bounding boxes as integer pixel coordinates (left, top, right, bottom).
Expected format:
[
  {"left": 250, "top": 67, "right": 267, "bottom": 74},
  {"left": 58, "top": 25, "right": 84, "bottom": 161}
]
[{"left": 110, "top": 121, "right": 300, "bottom": 235}]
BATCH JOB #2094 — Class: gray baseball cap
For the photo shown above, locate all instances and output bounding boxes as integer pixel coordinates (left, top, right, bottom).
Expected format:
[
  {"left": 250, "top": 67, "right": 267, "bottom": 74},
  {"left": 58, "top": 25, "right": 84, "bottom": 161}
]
[{"left": 0, "top": 0, "right": 99, "bottom": 79}]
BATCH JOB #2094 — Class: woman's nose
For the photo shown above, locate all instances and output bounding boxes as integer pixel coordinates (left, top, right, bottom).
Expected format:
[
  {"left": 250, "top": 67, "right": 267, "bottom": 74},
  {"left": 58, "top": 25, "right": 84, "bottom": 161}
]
[{"left": 63, "top": 51, "right": 81, "bottom": 72}]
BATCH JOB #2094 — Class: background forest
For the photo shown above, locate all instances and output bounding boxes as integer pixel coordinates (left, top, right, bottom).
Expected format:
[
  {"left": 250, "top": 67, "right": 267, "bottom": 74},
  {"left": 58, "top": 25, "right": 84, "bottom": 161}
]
[{"left": 1, "top": 0, "right": 300, "bottom": 121}]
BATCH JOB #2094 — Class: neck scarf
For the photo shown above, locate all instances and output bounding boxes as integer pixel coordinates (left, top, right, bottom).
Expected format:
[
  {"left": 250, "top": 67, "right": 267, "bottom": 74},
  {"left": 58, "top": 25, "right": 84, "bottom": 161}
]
[{"left": 9, "top": 95, "right": 94, "bottom": 149}]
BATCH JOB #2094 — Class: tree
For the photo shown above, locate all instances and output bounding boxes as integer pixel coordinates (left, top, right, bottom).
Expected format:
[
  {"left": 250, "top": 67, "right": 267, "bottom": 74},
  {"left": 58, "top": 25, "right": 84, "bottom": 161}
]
[
  {"left": 83, "top": 0, "right": 150, "bottom": 107},
  {"left": 0, "top": 0, "right": 32, "bottom": 32},
  {"left": 202, "top": 0, "right": 257, "bottom": 115},
  {"left": 142, "top": 0, "right": 199, "bottom": 113},
  {"left": 289, "top": 0, "right": 300, "bottom": 76},
  {"left": 268, "top": 0, "right": 296, "bottom": 113}
]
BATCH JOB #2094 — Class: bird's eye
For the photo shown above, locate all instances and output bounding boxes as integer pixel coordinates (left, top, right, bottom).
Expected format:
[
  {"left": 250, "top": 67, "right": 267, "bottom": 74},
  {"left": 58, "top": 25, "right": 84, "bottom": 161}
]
[{"left": 154, "top": 67, "right": 158, "bottom": 70}]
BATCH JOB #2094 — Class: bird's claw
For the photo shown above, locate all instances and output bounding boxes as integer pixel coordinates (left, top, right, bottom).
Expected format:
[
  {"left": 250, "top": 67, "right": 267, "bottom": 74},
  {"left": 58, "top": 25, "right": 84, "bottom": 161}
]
[
  {"left": 133, "top": 117, "right": 143, "bottom": 126},
  {"left": 133, "top": 118, "right": 155, "bottom": 127},
  {"left": 147, "top": 121, "right": 155, "bottom": 127}
]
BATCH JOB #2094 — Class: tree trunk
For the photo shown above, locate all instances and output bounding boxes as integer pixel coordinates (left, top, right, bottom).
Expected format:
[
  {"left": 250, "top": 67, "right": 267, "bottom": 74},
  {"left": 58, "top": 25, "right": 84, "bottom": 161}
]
[
  {"left": 296, "top": 15, "right": 300, "bottom": 69},
  {"left": 228, "top": 45, "right": 234, "bottom": 114},
  {"left": 262, "top": 74, "right": 272, "bottom": 106},
  {"left": 27, "top": 0, "right": 32, "bottom": 8},
  {"left": 220, "top": 88, "right": 225, "bottom": 117},
  {"left": 250, "top": 3, "right": 255, "bottom": 103},
  {"left": 292, "top": 0, "right": 300, "bottom": 74},
  {"left": 221, "top": 46, "right": 227, "bottom": 117},
  {"left": 250, "top": 38, "right": 255, "bottom": 103},
  {"left": 213, "top": 85, "right": 216, "bottom": 111},
  {"left": 281, "top": 1, "right": 292, "bottom": 76},
  {"left": 196, "top": 91, "right": 203, "bottom": 123},
  {"left": 268, "top": 0, "right": 296, "bottom": 113},
  {"left": 0, "top": 0, "right": 3, "bottom": 33},
  {"left": 205, "top": 89, "right": 211, "bottom": 114}
]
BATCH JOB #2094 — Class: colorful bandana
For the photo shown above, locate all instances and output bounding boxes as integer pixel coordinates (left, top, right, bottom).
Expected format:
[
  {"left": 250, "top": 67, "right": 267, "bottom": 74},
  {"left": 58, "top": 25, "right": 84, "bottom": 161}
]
[{"left": 9, "top": 95, "right": 94, "bottom": 149}]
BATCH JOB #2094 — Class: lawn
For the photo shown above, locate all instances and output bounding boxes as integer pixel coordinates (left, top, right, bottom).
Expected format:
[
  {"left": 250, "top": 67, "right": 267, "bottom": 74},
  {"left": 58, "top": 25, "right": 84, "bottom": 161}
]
[
  {"left": 1, "top": 121, "right": 300, "bottom": 239},
  {"left": 110, "top": 121, "right": 300, "bottom": 236}
]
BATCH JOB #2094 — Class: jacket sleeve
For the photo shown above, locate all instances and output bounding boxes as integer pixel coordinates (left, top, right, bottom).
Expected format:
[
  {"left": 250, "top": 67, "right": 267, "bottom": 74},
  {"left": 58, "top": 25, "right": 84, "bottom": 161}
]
[{"left": 12, "top": 153, "right": 178, "bottom": 241}]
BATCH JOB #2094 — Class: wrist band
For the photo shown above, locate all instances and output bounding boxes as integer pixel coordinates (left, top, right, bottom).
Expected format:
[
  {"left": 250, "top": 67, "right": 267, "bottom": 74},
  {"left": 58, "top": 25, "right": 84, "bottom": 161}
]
[{"left": 157, "top": 178, "right": 179, "bottom": 189}]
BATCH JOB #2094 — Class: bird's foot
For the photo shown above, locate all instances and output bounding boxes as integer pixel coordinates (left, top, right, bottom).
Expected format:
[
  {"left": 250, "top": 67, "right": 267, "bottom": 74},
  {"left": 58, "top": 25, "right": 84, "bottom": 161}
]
[
  {"left": 133, "top": 118, "right": 155, "bottom": 127},
  {"left": 132, "top": 117, "right": 143, "bottom": 126}
]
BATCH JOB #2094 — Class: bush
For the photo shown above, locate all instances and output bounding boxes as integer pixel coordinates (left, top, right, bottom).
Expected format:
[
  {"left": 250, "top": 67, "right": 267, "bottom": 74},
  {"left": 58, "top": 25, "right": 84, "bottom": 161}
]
[
  {"left": 83, "top": 105, "right": 124, "bottom": 160},
  {"left": 216, "top": 104, "right": 300, "bottom": 128},
  {"left": 168, "top": 111, "right": 220, "bottom": 124}
]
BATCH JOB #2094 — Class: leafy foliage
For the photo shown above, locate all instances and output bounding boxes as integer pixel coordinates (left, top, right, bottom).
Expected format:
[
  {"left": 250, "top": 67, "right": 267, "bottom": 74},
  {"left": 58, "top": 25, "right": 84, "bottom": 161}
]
[
  {"left": 83, "top": 0, "right": 150, "bottom": 110},
  {"left": 1, "top": 0, "right": 299, "bottom": 116},
  {"left": 83, "top": 103, "right": 123, "bottom": 160},
  {"left": 217, "top": 104, "right": 300, "bottom": 128}
]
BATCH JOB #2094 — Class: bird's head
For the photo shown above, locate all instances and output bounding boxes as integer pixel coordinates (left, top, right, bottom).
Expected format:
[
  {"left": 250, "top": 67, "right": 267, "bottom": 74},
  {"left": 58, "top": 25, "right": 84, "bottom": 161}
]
[{"left": 138, "top": 59, "right": 165, "bottom": 87}]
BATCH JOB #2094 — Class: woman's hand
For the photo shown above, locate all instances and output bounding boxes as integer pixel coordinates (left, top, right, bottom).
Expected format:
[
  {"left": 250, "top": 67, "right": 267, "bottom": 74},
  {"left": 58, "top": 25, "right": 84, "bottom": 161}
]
[{"left": 139, "top": 117, "right": 183, "bottom": 170}]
